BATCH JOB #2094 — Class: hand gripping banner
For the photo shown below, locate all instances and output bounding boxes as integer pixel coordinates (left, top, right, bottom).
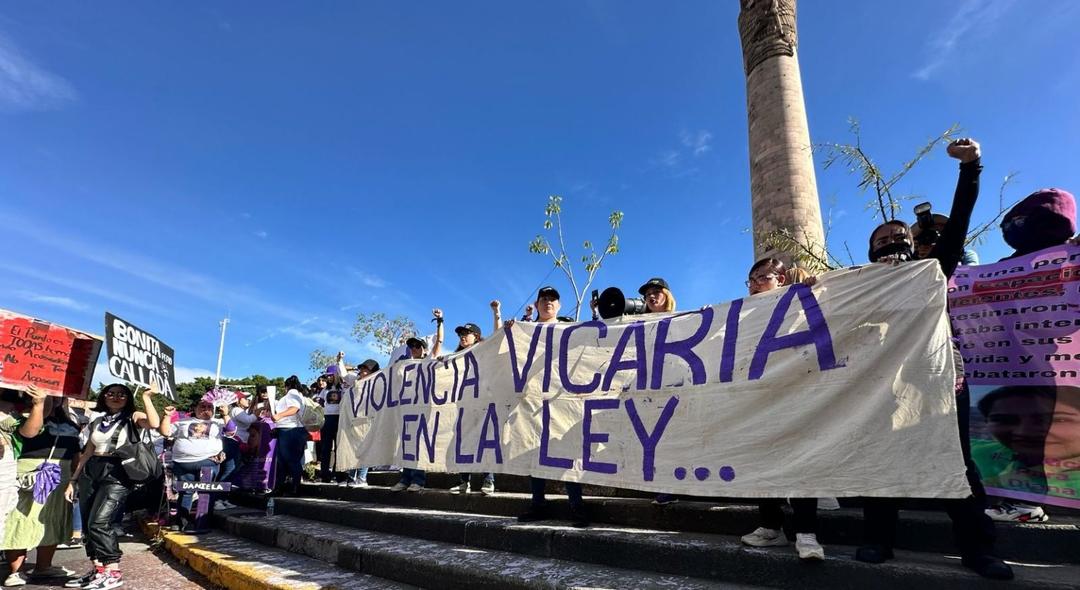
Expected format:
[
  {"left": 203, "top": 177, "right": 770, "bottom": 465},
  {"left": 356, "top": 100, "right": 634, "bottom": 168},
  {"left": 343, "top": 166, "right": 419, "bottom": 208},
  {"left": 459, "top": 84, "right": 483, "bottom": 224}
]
[{"left": 339, "top": 261, "right": 972, "bottom": 498}]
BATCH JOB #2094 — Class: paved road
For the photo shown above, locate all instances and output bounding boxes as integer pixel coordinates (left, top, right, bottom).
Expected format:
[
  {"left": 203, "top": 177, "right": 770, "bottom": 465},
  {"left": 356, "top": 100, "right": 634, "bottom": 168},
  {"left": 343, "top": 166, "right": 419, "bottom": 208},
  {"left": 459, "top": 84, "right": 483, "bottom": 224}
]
[{"left": 10, "top": 532, "right": 215, "bottom": 590}]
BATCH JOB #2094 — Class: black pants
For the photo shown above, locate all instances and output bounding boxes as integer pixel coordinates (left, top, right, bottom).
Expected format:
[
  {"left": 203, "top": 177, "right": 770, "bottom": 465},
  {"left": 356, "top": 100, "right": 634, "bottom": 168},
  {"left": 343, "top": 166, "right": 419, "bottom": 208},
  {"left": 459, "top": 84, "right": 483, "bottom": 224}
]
[
  {"left": 862, "top": 389, "right": 997, "bottom": 557},
  {"left": 760, "top": 498, "right": 818, "bottom": 534},
  {"left": 529, "top": 476, "right": 584, "bottom": 509},
  {"left": 318, "top": 415, "right": 340, "bottom": 482},
  {"left": 78, "top": 457, "right": 132, "bottom": 565}
]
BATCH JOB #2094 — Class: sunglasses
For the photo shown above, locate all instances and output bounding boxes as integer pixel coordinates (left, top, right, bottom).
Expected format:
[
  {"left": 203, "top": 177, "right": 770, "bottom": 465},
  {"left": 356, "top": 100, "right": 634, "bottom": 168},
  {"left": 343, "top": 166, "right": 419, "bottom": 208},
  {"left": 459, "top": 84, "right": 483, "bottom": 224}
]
[{"left": 104, "top": 391, "right": 129, "bottom": 399}]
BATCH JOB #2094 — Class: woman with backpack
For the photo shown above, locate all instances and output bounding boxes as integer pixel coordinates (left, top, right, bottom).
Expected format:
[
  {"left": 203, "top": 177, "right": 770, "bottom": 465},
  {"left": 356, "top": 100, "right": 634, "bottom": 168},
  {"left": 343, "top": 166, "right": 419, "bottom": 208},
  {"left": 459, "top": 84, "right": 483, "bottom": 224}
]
[{"left": 63, "top": 382, "right": 162, "bottom": 590}]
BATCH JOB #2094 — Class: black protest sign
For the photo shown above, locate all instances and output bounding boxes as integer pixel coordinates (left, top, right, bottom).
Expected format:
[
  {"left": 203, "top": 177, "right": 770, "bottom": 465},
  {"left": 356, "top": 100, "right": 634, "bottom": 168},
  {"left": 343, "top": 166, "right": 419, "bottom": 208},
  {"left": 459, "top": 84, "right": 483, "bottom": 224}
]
[{"left": 105, "top": 313, "right": 176, "bottom": 400}]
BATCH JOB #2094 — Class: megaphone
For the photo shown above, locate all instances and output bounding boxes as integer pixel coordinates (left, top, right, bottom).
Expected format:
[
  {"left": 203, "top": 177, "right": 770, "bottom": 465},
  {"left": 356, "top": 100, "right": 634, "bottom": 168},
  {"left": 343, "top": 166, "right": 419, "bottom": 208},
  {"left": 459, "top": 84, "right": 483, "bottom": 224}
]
[{"left": 597, "top": 287, "right": 648, "bottom": 320}]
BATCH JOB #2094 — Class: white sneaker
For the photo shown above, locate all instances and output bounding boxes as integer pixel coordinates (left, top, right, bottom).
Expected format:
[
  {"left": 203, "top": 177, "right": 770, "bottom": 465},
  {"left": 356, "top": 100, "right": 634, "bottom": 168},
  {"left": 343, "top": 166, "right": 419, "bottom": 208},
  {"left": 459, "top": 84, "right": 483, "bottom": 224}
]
[
  {"left": 348, "top": 481, "right": 369, "bottom": 489},
  {"left": 390, "top": 482, "right": 408, "bottom": 492},
  {"left": 213, "top": 500, "right": 233, "bottom": 511},
  {"left": 740, "top": 527, "right": 788, "bottom": 547},
  {"left": 337, "top": 480, "right": 349, "bottom": 487},
  {"left": 795, "top": 533, "right": 825, "bottom": 561},
  {"left": 480, "top": 482, "right": 495, "bottom": 495},
  {"left": 986, "top": 501, "right": 1049, "bottom": 522},
  {"left": 450, "top": 482, "right": 469, "bottom": 494},
  {"left": 817, "top": 497, "right": 840, "bottom": 510},
  {"left": 3, "top": 572, "right": 26, "bottom": 587},
  {"left": 406, "top": 483, "right": 423, "bottom": 492}
]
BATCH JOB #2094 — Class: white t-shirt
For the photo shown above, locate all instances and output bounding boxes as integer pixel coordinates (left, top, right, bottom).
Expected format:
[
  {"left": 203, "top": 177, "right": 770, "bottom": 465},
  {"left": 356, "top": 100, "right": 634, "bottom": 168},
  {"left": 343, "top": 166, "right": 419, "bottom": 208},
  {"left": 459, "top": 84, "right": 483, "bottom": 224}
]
[
  {"left": 229, "top": 406, "right": 258, "bottom": 443},
  {"left": 316, "top": 388, "right": 342, "bottom": 416},
  {"left": 273, "top": 389, "right": 304, "bottom": 429},
  {"left": 171, "top": 418, "right": 225, "bottom": 463}
]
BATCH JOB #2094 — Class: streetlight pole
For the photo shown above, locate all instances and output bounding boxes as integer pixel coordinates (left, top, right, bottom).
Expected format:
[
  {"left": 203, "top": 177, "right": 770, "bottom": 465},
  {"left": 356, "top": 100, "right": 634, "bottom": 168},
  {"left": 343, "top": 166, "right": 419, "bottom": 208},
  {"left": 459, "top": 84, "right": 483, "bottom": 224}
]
[{"left": 214, "top": 316, "right": 230, "bottom": 387}]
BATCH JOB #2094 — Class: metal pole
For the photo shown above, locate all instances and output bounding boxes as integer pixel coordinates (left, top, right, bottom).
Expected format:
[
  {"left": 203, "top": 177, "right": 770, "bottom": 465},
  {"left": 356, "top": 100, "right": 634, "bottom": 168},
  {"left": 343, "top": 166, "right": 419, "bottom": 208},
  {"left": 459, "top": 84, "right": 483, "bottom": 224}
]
[{"left": 214, "top": 317, "right": 230, "bottom": 386}]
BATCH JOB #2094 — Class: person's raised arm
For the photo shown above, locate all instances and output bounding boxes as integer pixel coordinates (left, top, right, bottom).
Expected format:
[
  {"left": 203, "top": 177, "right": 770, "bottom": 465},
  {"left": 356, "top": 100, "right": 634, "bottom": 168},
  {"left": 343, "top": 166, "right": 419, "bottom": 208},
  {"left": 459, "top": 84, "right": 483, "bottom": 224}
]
[
  {"left": 133, "top": 383, "right": 161, "bottom": 430},
  {"left": 431, "top": 308, "right": 444, "bottom": 358},
  {"left": 932, "top": 138, "right": 982, "bottom": 278},
  {"left": 490, "top": 300, "right": 501, "bottom": 337},
  {"left": 159, "top": 405, "right": 175, "bottom": 437},
  {"left": 17, "top": 385, "right": 47, "bottom": 438}
]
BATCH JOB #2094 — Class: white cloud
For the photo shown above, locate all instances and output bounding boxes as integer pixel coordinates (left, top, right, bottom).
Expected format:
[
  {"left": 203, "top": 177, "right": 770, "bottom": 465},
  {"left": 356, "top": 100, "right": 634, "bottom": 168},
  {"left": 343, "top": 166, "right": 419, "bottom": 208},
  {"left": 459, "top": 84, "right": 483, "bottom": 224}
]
[
  {"left": 254, "top": 230, "right": 268, "bottom": 238},
  {"left": 0, "top": 33, "right": 77, "bottom": 111},
  {"left": 91, "top": 362, "right": 217, "bottom": 389},
  {"left": 913, "top": 0, "right": 1015, "bottom": 80},
  {"left": 0, "top": 261, "right": 176, "bottom": 318},
  {"left": 680, "top": 129, "right": 713, "bottom": 156},
  {"left": 347, "top": 268, "right": 387, "bottom": 288},
  {"left": 0, "top": 211, "right": 310, "bottom": 324},
  {"left": 12, "top": 289, "right": 88, "bottom": 312}
]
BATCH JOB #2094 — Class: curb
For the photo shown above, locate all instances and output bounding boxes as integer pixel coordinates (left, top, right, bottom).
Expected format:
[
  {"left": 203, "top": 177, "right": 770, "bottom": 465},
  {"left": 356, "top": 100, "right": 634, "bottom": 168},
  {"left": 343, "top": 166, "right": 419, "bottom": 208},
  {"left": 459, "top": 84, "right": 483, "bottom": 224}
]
[{"left": 138, "top": 514, "right": 292, "bottom": 590}]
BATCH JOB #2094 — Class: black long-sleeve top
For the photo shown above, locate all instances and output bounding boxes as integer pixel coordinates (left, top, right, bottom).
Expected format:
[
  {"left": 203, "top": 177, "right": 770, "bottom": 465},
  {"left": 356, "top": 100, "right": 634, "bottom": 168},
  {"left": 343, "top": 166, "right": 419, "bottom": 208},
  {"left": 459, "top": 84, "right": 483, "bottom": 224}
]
[{"left": 929, "top": 159, "right": 982, "bottom": 280}]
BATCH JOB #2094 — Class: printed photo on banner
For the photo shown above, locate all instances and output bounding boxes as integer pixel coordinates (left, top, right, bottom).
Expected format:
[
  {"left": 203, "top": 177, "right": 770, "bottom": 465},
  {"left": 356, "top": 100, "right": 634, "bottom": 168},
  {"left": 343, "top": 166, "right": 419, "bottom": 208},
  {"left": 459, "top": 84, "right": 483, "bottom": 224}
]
[
  {"left": 0, "top": 307, "right": 102, "bottom": 398},
  {"left": 104, "top": 312, "right": 177, "bottom": 400},
  {"left": 949, "top": 244, "right": 1080, "bottom": 508}
]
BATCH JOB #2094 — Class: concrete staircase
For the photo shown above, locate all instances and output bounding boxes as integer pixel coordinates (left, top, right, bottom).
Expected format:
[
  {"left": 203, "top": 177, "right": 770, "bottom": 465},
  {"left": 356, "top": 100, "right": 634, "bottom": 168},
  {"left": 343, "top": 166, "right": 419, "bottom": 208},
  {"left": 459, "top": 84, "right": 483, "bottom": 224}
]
[{"left": 207, "top": 472, "right": 1079, "bottom": 589}]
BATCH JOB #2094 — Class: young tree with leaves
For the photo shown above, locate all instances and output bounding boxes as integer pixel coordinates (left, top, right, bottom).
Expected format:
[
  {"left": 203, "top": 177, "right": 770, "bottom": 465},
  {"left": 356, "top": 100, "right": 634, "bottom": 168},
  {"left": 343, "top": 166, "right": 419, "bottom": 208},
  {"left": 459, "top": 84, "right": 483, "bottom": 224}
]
[{"left": 528, "top": 195, "right": 624, "bottom": 320}]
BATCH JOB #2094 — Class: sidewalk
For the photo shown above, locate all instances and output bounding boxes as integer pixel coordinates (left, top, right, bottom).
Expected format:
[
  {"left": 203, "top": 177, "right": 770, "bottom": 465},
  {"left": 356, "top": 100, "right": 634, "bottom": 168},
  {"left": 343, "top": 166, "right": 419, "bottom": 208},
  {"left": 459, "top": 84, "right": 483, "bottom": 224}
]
[{"left": 14, "top": 535, "right": 215, "bottom": 590}]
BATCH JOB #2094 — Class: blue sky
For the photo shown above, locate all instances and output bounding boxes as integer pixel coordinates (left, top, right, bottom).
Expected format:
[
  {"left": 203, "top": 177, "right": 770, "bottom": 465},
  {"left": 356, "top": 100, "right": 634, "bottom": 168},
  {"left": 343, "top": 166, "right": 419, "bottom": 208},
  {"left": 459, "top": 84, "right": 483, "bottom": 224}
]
[{"left": 2, "top": 0, "right": 1078, "bottom": 384}]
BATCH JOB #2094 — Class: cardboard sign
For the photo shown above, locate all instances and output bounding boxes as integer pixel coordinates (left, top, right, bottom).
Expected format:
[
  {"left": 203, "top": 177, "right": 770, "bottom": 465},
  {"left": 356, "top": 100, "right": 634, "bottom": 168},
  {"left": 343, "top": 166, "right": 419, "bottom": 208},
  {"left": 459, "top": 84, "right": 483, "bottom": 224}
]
[
  {"left": 105, "top": 313, "right": 176, "bottom": 400},
  {"left": 0, "top": 308, "right": 102, "bottom": 398},
  {"left": 338, "top": 261, "right": 971, "bottom": 499}
]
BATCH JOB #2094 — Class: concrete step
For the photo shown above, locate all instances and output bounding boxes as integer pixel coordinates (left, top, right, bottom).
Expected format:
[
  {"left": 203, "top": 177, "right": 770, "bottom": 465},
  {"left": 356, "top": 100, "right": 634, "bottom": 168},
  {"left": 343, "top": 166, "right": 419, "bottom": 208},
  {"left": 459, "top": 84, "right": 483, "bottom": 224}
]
[
  {"left": 229, "top": 501, "right": 1080, "bottom": 590},
  {"left": 163, "top": 526, "right": 414, "bottom": 589},
  {"left": 360, "top": 470, "right": 655, "bottom": 499},
  {"left": 296, "top": 482, "right": 1080, "bottom": 565},
  {"left": 213, "top": 509, "right": 755, "bottom": 589}
]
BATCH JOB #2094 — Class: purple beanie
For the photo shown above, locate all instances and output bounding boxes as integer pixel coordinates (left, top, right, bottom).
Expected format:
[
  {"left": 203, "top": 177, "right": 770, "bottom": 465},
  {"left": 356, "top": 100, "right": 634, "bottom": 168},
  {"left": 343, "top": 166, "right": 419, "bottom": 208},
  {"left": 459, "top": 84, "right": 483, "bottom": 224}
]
[{"left": 1004, "top": 188, "right": 1076, "bottom": 234}]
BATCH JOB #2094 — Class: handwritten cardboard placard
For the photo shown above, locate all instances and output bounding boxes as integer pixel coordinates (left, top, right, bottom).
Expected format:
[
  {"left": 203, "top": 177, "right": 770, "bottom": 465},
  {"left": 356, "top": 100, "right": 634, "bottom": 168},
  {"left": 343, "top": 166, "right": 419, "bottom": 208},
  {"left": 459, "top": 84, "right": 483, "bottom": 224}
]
[
  {"left": 337, "top": 261, "right": 971, "bottom": 499},
  {"left": 0, "top": 308, "right": 102, "bottom": 398},
  {"left": 105, "top": 312, "right": 176, "bottom": 400}
]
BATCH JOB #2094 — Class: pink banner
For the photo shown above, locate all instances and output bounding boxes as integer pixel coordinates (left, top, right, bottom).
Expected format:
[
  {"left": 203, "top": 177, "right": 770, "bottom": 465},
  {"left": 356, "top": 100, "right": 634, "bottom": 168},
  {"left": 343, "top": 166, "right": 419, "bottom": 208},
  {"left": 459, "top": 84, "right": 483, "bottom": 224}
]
[{"left": 949, "top": 245, "right": 1080, "bottom": 509}]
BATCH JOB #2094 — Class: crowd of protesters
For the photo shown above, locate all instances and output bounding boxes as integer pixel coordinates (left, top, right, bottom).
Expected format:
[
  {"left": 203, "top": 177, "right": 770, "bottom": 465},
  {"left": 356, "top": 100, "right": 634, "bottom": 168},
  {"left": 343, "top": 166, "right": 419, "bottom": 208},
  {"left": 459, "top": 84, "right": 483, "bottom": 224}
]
[{"left": 0, "top": 138, "right": 1074, "bottom": 587}]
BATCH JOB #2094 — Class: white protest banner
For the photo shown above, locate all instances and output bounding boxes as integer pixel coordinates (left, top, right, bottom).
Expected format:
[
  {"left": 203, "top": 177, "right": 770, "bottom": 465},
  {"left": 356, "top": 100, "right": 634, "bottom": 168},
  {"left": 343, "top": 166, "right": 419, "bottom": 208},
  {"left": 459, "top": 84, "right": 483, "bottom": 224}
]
[
  {"left": 105, "top": 312, "right": 177, "bottom": 400},
  {"left": 338, "top": 261, "right": 971, "bottom": 498}
]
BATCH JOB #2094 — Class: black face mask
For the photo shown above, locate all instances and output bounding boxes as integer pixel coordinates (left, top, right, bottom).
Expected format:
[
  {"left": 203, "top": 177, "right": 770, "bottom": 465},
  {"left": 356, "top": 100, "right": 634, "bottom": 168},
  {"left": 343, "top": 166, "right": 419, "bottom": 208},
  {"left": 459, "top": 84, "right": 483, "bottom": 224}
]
[{"left": 869, "top": 241, "right": 913, "bottom": 263}]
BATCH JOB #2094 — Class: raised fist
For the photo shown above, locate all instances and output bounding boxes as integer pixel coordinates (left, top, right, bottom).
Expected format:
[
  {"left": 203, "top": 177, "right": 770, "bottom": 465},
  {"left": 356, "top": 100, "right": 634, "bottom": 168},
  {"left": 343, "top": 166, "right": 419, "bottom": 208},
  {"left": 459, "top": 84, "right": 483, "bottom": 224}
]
[
  {"left": 946, "top": 138, "right": 980, "bottom": 164},
  {"left": 432, "top": 308, "right": 443, "bottom": 320},
  {"left": 490, "top": 300, "right": 500, "bottom": 310}
]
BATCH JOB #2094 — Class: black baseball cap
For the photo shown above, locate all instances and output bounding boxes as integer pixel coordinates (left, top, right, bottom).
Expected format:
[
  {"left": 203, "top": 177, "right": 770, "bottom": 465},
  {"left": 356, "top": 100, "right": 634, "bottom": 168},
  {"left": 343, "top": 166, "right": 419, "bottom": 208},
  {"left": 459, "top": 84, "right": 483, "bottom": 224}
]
[
  {"left": 405, "top": 337, "right": 428, "bottom": 349},
  {"left": 537, "top": 286, "right": 560, "bottom": 300},
  {"left": 638, "top": 277, "right": 670, "bottom": 296},
  {"left": 359, "top": 359, "right": 380, "bottom": 372},
  {"left": 454, "top": 323, "right": 482, "bottom": 337}
]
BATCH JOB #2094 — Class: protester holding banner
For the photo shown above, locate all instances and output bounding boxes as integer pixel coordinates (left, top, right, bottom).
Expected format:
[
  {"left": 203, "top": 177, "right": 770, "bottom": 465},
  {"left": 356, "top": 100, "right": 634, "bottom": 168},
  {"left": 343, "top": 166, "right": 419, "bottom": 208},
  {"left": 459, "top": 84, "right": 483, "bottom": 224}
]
[
  {"left": 858, "top": 138, "right": 1013, "bottom": 581},
  {"left": 636, "top": 277, "right": 683, "bottom": 507},
  {"left": 160, "top": 397, "right": 226, "bottom": 531},
  {"left": 448, "top": 314, "right": 495, "bottom": 495},
  {"left": 64, "top": 383, "right": 162, "bottom": 590},
  {"left": 511, "top": 288, "right": 589, "bottom": 527},
  {"left": 270, "top": 376, "right": 308, "bottom": 495},
  {"left": 317, "top": 358, "right": 347, "bottom": 484},
  {"left": 338, "top": 360, "right": 380, "bottom": 487},
  {"left": 0, "top": 391, "right": 23, "bottom": 550},
  {"left": 733, "top": 259, "right": 825, "bottom": 560},
  {"left": 391, "top": 340, "right": 431, "bottom": 492},
  {"left": 0, "top": 386, "right": 77, "bottom": 586}
]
